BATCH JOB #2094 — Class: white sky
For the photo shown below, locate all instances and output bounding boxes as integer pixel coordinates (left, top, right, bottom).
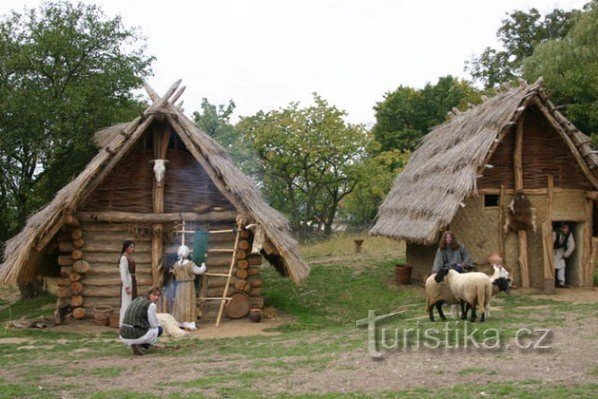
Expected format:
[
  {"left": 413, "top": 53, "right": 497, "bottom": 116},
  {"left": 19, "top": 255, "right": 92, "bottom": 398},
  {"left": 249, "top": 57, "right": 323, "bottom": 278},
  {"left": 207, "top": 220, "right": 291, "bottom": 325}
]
[{"left": 2, "top": 0, "right": 588, "bottom": 125}]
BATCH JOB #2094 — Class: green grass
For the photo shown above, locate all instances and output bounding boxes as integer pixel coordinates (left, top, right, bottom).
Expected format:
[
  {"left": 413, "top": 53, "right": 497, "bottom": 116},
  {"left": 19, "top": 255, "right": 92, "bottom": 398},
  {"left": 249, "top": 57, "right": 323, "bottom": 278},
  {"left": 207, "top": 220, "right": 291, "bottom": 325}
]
[
  {"left": 263, "top": 259, "right": 419, "bottom": 330},
  {"left": 0, "top": 234, "right": 596, "bottom": 398},
  {"left": 89, "top": 366, "right": 125, "bottom": 378},
  {"left": 0, "top": 292, "right": 56, "bottom": 322}
]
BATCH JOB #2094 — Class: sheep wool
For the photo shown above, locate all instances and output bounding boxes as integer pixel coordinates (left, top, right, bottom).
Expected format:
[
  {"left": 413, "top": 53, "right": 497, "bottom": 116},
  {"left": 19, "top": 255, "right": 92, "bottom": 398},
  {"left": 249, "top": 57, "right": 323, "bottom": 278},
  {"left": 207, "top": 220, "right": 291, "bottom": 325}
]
[
  {"left": 425, "top": 274, "right": 460, "bottom": 321},
  {"left": 435, "top": 269, "right": 493, "bottom": 322}
]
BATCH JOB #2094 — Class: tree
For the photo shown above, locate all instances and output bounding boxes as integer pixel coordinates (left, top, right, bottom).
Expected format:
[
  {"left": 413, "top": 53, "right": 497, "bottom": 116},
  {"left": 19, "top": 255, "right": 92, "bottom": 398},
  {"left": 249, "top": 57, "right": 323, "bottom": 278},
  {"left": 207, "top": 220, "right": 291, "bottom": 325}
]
[
  {"left": 523, "top": 2, "right": 598, "bottom": 140},
  {"left": 466, "top": 6, "right": 580, "bottom": 88},
  {"left": 193, "top": 98, "right": 260, "bottom": 177},
  {"left": 0, "top": 1, "right": 153, "bottom": 246},
  {"left": 372, "top": 76, "right": 480, "bottom": 152},
  {"left": 237, "top": 94, "right": 368, "bottom": 235},
  {"left": 340, "top": 145, "right": 410, "bottom": 228}
]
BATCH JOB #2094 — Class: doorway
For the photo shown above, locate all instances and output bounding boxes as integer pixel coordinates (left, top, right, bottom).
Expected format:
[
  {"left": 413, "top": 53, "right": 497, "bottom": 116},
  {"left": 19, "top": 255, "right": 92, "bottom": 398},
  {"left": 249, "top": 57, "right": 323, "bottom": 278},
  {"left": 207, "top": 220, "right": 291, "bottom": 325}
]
[{"left": 552, "top": 221, "right": 582, "bottom": 287}]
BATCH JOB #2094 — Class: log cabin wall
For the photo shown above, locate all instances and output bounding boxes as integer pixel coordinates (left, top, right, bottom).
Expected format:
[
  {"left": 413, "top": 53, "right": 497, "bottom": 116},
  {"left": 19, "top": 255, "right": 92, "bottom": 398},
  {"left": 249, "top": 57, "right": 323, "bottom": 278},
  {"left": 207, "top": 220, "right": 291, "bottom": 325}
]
[{"left": 62, "top": 122, "right": 265, "bottom": 321}]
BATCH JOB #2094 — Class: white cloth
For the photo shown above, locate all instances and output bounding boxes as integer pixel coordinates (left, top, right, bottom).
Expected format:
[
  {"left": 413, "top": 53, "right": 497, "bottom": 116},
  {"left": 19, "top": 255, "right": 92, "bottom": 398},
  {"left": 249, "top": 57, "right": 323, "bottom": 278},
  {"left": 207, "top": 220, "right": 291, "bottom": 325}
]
[
  {"left": 246, "top": 224, "right": 265, "bottom": 254},
  {"left": 179, "top": 321, "right": 197, "bottom": 330},
  {"left": 156, "top": 313, "right": 188, "bottom": 337},
  {"left": 119, "top": 303, "right": 160, "bottom": 346},
  {"left": 119, "top": 255, "right": 133, "bottom": 325},
  {"left": 553, "top": 232, "right": 575, "bottom": 270},
  {"left": 556, "top": 267, "right": 566, "bottom": 285},
  {"left": 177, "top": 245, "right": 191, "bottom": 259}
]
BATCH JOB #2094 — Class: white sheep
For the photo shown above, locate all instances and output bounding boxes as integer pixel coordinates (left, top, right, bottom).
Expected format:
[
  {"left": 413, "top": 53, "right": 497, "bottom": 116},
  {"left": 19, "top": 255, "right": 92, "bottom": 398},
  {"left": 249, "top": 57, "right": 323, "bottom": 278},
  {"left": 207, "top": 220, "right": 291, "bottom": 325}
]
[
  {"left": 425, "top": 274, "right": 461, "bottom": 322},
  {"left": 434, "top": 268, "right": 493, "bottom": 322},
  {"left": 484, "top": 263, "right": 511, "bottom": 319}
]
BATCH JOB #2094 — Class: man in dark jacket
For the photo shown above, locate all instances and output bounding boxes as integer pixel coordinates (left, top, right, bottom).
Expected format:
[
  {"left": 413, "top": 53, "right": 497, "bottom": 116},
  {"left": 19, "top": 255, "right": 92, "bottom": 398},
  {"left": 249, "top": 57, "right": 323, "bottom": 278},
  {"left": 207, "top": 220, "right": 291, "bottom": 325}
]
[{"left": 119, "top": 286, "right": 163, "bottom": 355}]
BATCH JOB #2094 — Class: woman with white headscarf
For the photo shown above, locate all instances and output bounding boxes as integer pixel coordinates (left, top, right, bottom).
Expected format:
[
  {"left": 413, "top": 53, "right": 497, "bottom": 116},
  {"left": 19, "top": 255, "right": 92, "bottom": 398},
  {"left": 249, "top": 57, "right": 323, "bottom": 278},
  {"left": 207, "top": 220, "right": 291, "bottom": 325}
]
[{"left": 172, "top": 245, "right": 206, "bottom": 330}]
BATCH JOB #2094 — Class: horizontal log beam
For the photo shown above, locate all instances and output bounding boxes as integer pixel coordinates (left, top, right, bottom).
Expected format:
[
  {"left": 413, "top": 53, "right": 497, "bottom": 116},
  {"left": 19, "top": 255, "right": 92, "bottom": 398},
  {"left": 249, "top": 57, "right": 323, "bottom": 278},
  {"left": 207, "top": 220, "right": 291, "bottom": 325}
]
[
  {"left": 84, "top": 276, "right": 153, "bottom": 287},
  {"left": 77, "top": 211, "right": 237, "bottom": 223},
  {"left": 84, "top": 253, "right": 151, "bottom": 263},
  {"left": 85, "top": 263, "right": 152, "bottom": 276},
  {"left": 477, "top": 188, "right": 589, "bottom": 196}
]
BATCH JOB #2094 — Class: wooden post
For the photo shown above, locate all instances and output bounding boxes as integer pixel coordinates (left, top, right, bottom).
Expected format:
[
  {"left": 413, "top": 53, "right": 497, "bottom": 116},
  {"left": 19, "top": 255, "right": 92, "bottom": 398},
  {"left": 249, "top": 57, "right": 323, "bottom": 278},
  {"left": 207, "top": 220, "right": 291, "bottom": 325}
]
[
  {"left": 514, "top": 119, "right": 530, "bottom": 288},
  {"left": 354, "top": 239, "right": 364, "bottom": 253},
  {"left": 583, "top": 198, "right": 593, "bottom": 287},
  {"left": 543, "top": 175, "right": 555, "bottom": 293},
  {"left": 151, "top": 126, "right": 171, "bottom": 287},
  {"left": 498, "top": 184, "right": 506, "bottom": 258}
]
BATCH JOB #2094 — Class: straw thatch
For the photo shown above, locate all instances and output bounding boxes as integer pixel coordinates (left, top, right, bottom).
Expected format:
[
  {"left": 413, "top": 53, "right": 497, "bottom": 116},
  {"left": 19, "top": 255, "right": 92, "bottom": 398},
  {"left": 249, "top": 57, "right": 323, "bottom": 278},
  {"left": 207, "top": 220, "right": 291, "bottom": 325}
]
[
  {"left": 1, "top": 80, "right": 310, "bottom": 285},
  {"left": 370, "top": 79, "right": 598, "bottom": 244}
]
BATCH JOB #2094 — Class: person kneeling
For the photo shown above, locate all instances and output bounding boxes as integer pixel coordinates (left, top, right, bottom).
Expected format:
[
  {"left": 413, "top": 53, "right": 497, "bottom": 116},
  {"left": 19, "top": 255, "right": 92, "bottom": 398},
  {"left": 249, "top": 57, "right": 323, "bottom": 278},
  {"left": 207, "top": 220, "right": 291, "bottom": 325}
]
[{"left": 119, "top": 286, "right": 163, "bottom": 356}]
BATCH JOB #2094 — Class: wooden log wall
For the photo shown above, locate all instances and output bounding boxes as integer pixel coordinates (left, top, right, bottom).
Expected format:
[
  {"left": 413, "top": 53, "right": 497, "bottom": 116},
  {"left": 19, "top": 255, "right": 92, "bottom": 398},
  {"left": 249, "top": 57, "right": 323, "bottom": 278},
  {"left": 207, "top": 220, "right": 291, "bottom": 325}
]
[
  {"left": 199, "top": 228, "right": 265, "bottom": 321},
  {"left": 58, "top": 222, "right": 153, "bottom": 318}
]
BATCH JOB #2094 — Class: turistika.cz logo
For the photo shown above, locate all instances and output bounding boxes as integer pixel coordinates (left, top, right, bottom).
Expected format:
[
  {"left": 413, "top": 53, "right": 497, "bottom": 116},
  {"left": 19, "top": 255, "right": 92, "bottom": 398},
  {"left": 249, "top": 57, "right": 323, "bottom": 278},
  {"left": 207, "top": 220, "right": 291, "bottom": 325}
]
[{"left": 356, "top": 310, "right": 552, "bottom": 359}]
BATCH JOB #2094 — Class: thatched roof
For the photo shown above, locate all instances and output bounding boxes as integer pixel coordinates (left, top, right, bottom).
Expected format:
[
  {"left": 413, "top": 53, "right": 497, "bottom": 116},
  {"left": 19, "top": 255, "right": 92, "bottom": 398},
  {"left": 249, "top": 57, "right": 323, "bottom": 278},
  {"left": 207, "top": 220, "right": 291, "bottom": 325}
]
[
  {"left": 1, "top": 80, "right": 310, "bottom": 285},
  {"left": 370, "top": 79, "right": 598, "bottom": 244}
]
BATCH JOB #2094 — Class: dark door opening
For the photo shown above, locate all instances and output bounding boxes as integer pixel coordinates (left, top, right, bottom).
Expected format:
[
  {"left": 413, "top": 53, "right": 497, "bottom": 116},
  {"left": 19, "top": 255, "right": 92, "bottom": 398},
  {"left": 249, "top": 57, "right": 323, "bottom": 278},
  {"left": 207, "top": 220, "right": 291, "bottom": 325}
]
[{"left": 552, "top": 221, "right": 582, "bottom": 287}]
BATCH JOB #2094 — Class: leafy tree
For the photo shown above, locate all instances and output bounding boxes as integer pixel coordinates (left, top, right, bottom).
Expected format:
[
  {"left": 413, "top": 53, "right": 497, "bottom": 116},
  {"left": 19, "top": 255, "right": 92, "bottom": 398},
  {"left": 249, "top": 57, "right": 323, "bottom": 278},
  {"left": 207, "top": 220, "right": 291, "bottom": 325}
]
[
  {"left": 0, "top": 1, "right": 153, "bottom": 244},
  {"left": 466, "top": 6, "right": 580, "bottom": 87},
  {"left": 237, "top": 94, "right": 368, "bottom": 235},
  {"left": 523, "top": 2, "right": 598, "bottom": 140},
  {"left": 193, "top": 98, "right": 260, "bottom": 177},
  {"left": 372, "top": 76, "right": 480, "bottom": 152},
  {"left": 340, "top": 145, "right": 410, "bottom": 228}
]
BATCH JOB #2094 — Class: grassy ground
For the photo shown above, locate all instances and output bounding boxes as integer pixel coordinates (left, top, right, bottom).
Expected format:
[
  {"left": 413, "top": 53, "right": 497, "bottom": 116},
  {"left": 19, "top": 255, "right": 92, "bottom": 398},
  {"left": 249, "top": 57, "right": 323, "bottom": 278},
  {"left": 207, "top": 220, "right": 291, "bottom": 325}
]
[{"left": 0, "top": 234, "right": 596, "bottom": 398}]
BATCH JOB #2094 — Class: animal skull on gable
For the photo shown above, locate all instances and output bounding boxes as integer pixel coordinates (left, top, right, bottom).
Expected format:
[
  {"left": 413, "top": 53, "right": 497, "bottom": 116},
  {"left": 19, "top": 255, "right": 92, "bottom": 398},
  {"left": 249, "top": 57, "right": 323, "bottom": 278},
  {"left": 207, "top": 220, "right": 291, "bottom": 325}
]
[
  {"left": 149, "top": 159, "right": 169, "bottom": 186},
  {"left": 504, "top": 190, "right": 536, "bottom": 233}
]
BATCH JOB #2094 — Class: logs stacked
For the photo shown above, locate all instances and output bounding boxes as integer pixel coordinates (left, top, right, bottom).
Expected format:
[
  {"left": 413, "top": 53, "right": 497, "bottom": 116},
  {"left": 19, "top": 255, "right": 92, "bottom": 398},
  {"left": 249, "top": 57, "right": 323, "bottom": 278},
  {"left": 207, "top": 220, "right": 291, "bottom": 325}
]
[
  {"left": 57, "top": 215, "right": 87, "bottom": 319},
  {"left": 200, "top": 228, "right": 264, "bottom": 320}
]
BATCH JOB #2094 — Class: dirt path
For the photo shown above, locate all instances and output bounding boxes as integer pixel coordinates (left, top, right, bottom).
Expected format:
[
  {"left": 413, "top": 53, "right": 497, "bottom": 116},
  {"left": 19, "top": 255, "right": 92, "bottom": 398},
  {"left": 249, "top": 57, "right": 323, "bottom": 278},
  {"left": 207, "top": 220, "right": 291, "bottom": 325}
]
[{"left": 9, "top": 306, "right": 593, "bottom": 398}]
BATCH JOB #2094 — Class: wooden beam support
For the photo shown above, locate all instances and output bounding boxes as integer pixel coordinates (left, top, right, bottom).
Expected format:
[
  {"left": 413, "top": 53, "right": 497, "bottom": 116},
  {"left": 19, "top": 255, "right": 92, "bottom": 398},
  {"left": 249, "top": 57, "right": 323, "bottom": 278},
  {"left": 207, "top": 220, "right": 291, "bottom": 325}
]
[
  {"left": 151, "top": 124, "right": 171, "bottom": 287},
  {"left": 583, "top": 198, "right": 593, "bottom": 287},
  {"left": 144, "top": 79, "right": 182, "bottom": 116},
  {"left": 76, "top": 211, "right": 237, "bottom": 223},
  {"left": 498, "top": 184, "right": 506, "bottom": 259},
  {"left": 514, "top": 118, "right": 530, "bottom": 288}
]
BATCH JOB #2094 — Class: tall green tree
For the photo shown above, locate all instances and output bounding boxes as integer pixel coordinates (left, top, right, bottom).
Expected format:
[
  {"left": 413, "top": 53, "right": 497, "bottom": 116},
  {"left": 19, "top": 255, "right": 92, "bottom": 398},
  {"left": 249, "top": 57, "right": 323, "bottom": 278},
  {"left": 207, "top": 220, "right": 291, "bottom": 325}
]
[
  {"left": 523, "top": 2, "right": 598, "bottom": 140},
  {"left": 193, "top": 98, "right": 260, "bottom": 177},
  {"left": 340, "top": 146, "right": 409, "bottom": 228},
  {"left": 0, "top": 1, "right": 153, "bottom": 243},
  {"left": 237, "top": 94, "right": 368, "bottom": 235},
  {"left": 372, "top": 75, "right": 480, "bottom": 152},
  {"left": 466, "top": 6, "right": 580, "bottom": 88}
]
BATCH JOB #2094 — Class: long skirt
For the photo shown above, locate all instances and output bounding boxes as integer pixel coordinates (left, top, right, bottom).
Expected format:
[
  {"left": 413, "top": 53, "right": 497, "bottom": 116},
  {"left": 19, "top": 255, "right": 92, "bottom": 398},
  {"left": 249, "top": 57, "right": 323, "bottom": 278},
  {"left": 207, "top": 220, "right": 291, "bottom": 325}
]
[
  {"left": 163, "top": 280, "right": 178, "bottom": 314},
  {"left": 172, "top": 280, "right": 196, "bottom": 323},
  {"left": 119, "top": 285, "right": 132, "bottom": 326}
]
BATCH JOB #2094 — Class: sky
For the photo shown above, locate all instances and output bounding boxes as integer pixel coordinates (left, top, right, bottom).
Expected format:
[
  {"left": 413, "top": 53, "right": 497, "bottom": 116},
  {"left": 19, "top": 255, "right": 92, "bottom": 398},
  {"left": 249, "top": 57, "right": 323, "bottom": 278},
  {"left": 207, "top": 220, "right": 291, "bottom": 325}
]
[{"left": 1, "top": 0, "right": 589, "bottom": 125}]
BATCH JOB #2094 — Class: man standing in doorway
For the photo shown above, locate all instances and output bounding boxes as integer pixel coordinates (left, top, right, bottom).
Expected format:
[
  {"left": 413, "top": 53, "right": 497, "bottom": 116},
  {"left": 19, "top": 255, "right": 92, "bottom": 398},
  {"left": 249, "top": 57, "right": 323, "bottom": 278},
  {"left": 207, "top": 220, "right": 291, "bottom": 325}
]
[{"left": 553, "top": 222, "right": 575, "bottom": 288}]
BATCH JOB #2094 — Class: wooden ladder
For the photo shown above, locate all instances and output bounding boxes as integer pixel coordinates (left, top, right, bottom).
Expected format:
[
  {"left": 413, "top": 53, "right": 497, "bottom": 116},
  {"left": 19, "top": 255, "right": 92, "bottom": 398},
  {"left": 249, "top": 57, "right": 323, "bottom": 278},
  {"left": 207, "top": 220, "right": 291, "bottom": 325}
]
[{"left": 198, "top": 221, "right": 242, "bottom": 327}]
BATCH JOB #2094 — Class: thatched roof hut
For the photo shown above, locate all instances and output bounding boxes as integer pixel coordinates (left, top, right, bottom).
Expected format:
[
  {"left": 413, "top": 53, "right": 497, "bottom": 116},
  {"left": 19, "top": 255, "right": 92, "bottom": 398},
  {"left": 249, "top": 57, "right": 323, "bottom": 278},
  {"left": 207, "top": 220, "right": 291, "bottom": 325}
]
[
  {"left": 0, "top": 80, "right": 309, "bottom": 320},
  {"left": 371, "top": 79, "right": 597, "bottom": 291}
]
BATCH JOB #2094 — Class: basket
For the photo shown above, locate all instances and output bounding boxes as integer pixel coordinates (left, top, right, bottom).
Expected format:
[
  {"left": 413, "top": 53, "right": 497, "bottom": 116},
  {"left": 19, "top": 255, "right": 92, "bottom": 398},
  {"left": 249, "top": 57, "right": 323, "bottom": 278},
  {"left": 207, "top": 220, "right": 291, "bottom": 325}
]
[
  {"left": 395, "top": 264, "right": 412, "bottom": 285},
  {"left": 92, "top": 305, "right": 114, "bottom": 327}
]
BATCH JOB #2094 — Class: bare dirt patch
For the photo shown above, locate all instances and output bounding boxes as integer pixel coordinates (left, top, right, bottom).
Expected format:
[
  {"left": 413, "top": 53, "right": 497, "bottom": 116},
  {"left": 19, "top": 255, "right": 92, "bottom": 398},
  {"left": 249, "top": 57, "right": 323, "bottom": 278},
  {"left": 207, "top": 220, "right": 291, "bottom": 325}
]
[
  {"left": 534, "top": 287, "right": 598, "bottom": 303},
  {"left": 264, "top": 311, "right": 598, "bottom": 395}
]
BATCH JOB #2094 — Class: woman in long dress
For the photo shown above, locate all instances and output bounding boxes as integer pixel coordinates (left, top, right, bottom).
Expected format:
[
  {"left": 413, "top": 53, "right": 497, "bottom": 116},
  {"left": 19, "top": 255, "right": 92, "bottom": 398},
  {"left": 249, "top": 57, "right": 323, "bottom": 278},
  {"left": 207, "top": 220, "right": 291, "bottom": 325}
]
[
  {"left": 119, "top": 240, "right": 137, "bottom": 325},
  {"left": 172, "top": 245, "right": 206, "bottom": 330}
]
